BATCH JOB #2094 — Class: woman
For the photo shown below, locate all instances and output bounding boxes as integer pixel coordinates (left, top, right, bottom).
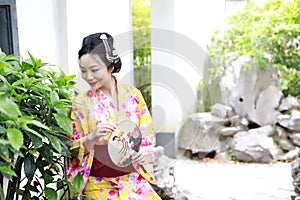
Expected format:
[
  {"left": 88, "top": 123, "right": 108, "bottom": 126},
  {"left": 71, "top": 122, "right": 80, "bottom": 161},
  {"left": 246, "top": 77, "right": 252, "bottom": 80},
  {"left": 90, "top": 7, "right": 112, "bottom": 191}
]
[{"left": 66, "top": 32, "right": 161, "bottom": 200}]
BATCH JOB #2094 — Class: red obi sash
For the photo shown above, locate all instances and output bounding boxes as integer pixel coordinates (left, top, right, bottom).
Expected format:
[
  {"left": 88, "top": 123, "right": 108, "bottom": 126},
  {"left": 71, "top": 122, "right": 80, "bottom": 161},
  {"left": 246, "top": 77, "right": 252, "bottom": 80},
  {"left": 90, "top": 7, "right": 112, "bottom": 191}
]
[{"left": 90, "top": 145, "right": 135, "bottom": 177}]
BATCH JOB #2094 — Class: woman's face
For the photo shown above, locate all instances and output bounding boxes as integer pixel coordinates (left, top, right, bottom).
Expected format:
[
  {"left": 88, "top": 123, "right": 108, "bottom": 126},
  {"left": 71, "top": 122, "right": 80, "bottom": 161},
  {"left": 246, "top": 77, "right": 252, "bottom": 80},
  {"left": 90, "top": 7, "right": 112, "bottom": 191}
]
[{"left": 79, "top": 53, "right": 113, "bottom": 90}]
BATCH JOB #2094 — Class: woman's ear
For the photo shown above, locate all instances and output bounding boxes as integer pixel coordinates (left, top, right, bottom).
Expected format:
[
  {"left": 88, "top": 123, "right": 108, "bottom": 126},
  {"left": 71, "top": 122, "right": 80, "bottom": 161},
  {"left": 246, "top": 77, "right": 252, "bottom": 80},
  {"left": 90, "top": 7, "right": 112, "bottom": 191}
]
[{"left": 109, "top": 65, "right": 115, "bottom": 73}]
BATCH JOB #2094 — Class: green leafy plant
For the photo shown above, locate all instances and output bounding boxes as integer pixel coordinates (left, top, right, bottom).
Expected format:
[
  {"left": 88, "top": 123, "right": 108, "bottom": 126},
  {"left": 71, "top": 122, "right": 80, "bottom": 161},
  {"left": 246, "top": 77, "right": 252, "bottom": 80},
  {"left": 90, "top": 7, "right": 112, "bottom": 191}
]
[
  {"left": 132, "top": 0, "right": 152, "bottom": 110},
  {"left": 0, "top": 51, "right": 77, "bottom": 199},
  {"left": 207, "top": 0, "right": 300, "bottom": 98}
]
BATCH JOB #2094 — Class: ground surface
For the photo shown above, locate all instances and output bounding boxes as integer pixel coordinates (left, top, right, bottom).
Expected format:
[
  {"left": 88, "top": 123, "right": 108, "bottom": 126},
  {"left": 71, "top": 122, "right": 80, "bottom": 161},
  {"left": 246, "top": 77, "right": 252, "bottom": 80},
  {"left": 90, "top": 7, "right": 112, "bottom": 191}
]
[{"left": 172, "top": 156, "right": 294, "bottom": 200}]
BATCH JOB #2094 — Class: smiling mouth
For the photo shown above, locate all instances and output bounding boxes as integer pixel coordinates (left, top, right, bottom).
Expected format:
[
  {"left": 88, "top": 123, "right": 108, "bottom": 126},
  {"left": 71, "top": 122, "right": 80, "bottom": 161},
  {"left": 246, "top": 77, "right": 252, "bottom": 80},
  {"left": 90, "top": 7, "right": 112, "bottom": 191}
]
[{"left": 89, "top": 82, "right": 98, "bottom": 86}]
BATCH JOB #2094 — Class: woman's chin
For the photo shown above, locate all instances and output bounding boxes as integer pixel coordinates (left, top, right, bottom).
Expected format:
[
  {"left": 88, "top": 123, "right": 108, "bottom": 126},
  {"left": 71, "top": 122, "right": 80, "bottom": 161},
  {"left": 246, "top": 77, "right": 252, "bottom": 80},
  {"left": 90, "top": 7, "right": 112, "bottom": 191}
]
[{"left": 90, "top": 84, "right": 100, "bottom": 91}]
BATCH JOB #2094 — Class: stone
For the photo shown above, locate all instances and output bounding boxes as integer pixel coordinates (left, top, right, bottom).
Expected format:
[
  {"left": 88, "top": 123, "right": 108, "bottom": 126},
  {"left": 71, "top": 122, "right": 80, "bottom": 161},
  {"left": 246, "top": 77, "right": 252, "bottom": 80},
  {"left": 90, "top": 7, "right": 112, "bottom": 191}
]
[
  {"left": 291, "top": 133, "right": 300, "bottom": 147},
  {"left": 277, "top": 114, "right": 291, "bottom": 128},
  {"left": 211, "top": 103, "right": 234, "bottom": 118},
  {"left": 276, "top": 126, "right": 287, "bottom": 137},
  {"left": 178, "top": 113, "right": 224, "bottom": 153},
  {"left": 251, "top": 85, "right": 282, "bottom": 126},
  {"left": 279, "top": 147, "right": 300, "bottom": 161},
  {"left": 278, "top": 139, "right": 296, "bottom": 151},
  {"left": 248, "top": 125, "right": 275, "bottom": 137},
  {"left": 291, "top": 158, "right": 300, "bottom": 194},
  {"left": 240, "top": 117, "right": 249, "bottom": 127},
  {"left": 220, "top": 126, "right": 243, "bottom": 136},
  {"left": 277, "top": 110, "right": 300, "bottom": 131},
  {"left": 232, "top": 131, "right": 279, "bottom": 163},
  {"left": 153, "top": 148, "right": 178, "bottom": 199},
  {"left": 279, "top": 96, "right": 300, "bottom": 113},
  {"left": 220, "top": 56, "right": 280, "bottom": 126},
  {"left": 153, "top": 146, "right": 165, "bottom": 161},
  {"left": 230, "top": 115, "right": 242, "bottom": 126}
]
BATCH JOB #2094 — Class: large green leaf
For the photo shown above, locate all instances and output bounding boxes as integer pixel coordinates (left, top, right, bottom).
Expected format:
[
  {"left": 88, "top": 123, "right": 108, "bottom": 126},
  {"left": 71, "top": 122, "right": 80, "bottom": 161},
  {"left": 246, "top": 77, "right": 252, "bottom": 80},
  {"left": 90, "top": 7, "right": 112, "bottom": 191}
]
[
  {"left": 50, "top": 90, "right": 59, "bottom": 103},
  {"left": 73, "top": 173, "right": 84, "bottom": 194},
  {"left": 43, "top": 172, "right": 54, "bottom": 185},
  {"left": 0, "top": 74, "right": 11, "bottom": 89},
  {"left": 11, "top": 77, "right": 35, "bottom": 88},
  {"left": 54, "top": 113, "right": 73, "bottom": 134},
  {"left": 22, "top": 124, "right": 45, "bottom": 139},
  {"left": 0, "top": 144, "right": 10, "bottom": 162},
  {"left": 24, "top": 153, "right": 36, "bottom": 182},
  {"left": 0, "top": 95, "right": 21, "bottom": 119},
  {"left": 7, "top": 128, "right": 23, "bottom": 150},
  {"left": 27, "top": 119, "right": 50, "bottom": 130},
  {"left": 39, "top": 145, "right": 53, "bottom": 163},
  {"left": 47, "top": 134, "right": 62, "bottom": 153},
  {"left": 27, "top": 132, "right": 43, "bottom": 148},
  {"left": 0, "top": 165, "right": 17, "bottom": 177},
  {"left": 44, "top": 187, "right": 57, "bottom": 200}
]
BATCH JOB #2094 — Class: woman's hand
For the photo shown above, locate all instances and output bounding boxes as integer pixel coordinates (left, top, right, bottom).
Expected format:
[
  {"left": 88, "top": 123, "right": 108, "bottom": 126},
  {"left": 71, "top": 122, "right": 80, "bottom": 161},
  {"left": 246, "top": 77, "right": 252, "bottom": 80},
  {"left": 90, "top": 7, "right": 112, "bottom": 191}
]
[
  {"left": 132, "top": 147, "right": 154, "bottom": 165},
  {"left": 85, "top": 122, "right": 116, "bottom": 151}
]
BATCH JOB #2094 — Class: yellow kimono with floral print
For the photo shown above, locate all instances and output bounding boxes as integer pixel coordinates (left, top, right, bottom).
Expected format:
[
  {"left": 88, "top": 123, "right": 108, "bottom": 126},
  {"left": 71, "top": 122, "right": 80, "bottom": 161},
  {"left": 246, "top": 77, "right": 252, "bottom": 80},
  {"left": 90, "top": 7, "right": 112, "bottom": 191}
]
[{"left": 66, "top": 83, "right": 157, "bottom": 198}]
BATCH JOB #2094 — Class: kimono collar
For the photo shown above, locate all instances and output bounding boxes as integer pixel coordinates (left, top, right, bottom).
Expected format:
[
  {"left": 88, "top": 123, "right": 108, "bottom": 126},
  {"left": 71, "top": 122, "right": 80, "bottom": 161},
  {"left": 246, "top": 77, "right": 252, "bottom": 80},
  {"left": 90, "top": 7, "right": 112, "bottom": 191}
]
[{"left": 88, "top": 75, "right": 118, "bottom": 100}]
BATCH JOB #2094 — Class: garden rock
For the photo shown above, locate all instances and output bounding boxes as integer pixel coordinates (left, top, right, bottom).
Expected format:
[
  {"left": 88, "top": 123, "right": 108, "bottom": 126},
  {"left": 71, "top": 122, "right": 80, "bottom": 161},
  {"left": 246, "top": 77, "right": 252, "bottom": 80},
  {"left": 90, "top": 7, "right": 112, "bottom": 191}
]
[
  {"left": 153, "top": 146, "right": 183, "bottom": 199},
  {"left": 291, "top": 158, "right": 300, "bottom": 196},
  {"left": 279, "top": 147, "right": 300, "bottom": 161},
  {"left": 211, "top": 103, "right": 234, "bottom": 118},
  {"left": 290, "top": 133, "right": 300, "bottom": 147},
  {"left": 220, "top": 55, "right": 280, "bottom": 126},
  {"left": 178, "top": 113, "right": 224, "bottom": 154},
  {"left": 251, "top": 85, "right": 282, "bottom": 126},
  {"left": 220, "top": 126, "right": 243, "bottom": 136},
  {"left": 279, "top": 96, "right": 299, "bottom": 113},
  {"left": 277, "top": 110, "right": 300, "bottom": 131},
  {"left": 232, "top": 131, "right": 279, "bottom": 163}
]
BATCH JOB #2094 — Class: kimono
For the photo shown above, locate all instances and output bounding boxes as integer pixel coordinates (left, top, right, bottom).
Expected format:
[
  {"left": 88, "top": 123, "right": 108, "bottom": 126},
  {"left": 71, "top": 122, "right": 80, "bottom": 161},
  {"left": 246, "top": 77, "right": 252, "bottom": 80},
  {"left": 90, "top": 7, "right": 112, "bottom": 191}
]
[{"left": 66, "top": 82, "right": 161, "bottom": 200}]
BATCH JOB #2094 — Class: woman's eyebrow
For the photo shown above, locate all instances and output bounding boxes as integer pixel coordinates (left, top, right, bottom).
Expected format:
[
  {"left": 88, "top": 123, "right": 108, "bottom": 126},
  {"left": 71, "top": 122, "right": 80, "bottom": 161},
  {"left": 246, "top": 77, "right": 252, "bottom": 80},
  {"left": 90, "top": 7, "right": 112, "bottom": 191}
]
[
  {"left": 79, "top": 64, "right": 100, "bottom": 69},
  {"left": 90, "top": 65, "right": 100, "bottom": 69}
]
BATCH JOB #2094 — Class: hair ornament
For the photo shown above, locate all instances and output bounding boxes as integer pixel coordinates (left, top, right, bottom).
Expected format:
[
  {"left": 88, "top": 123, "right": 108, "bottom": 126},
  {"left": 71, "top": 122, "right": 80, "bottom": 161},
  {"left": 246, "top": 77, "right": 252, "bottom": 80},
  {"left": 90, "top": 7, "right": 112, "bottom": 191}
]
[{"left": 100, "top": 33, "right": 119, "bottom": 64}]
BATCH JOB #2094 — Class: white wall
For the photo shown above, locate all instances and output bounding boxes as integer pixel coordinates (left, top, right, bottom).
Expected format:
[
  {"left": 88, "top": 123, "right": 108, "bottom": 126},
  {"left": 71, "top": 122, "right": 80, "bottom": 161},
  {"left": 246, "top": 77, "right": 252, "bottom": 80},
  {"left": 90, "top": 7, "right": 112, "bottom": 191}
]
[
  {"left": 16, "top": 0, "right": 67, "bottom": 71},
  {"left": 16, "top": 0, "right": 133, "bottom": 93},
  {"left": 151, "top": 0, "right": 226, "bottom": 133}
]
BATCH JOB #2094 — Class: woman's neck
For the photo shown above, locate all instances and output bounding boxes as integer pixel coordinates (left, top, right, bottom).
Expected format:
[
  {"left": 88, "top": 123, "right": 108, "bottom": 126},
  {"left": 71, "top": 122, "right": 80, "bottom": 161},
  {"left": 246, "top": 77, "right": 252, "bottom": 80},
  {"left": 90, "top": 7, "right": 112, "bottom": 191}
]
[{"left": 101, "top": 75, "right": 116, "bottom": 98}]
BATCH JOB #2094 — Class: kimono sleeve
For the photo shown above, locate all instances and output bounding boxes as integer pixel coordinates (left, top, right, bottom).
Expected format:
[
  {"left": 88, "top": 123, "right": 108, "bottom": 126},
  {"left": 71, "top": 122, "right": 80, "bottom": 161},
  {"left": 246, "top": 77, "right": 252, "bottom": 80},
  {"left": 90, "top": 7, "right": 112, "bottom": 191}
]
[
  {"left": 135, "top": 89, "right": 156, "bottom": 148},
  {"left": 132, "top": 89, "right": 157, "bottom": 184},
  {"left": 66, "top": 102, "right": 94, "bottom": 196}
]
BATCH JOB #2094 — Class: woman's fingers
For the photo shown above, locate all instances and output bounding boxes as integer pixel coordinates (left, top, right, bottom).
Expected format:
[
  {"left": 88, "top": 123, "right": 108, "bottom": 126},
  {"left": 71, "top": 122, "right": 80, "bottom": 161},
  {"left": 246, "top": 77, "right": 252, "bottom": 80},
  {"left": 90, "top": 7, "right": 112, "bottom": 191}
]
[
  {"left": 132, "top": 148, "right": 154, "bottom": 165},
  {"left": 91, "top": 123, "right": 116, "bottom": 141},
  {"left": 96, "top": 123, "right": 116, "bottom": 133}
]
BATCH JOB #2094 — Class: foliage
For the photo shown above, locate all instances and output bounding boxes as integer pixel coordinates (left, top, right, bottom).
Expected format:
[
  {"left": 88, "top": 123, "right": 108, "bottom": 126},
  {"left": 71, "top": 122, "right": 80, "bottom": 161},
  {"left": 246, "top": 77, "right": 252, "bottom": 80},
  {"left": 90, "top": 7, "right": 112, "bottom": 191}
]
[
  {"left": 207, "top": 0, "right": 300, "bottom": 97},
  {"left": 132, "top": 0, "right": 152, "bottom": 110},
  {"left": 0, "top": 51, "right": 77, "bottom": 199}
]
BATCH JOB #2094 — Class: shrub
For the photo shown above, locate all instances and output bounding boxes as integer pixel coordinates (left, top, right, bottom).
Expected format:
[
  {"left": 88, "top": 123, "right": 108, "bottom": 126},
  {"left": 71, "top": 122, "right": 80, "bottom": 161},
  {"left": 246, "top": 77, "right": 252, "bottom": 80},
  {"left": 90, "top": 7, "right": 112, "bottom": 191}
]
[{"left": 0, "top": 51, "right": 77, "bottom": 200}]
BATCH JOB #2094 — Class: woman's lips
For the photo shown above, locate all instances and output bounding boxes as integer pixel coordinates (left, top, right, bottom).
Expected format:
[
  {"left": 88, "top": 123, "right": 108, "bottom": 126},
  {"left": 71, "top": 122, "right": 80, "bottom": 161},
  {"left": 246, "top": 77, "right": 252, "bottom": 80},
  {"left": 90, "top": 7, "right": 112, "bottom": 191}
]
[{"left": 89, "top": 82, "right": 98, "bottom": 86}]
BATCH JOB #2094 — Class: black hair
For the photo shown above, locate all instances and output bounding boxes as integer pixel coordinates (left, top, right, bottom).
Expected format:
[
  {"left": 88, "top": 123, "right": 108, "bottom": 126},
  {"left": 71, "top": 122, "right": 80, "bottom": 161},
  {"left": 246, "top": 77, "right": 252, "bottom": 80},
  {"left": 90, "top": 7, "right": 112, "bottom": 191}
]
[
  {"left": 112, "top": 136, "right": 118, "bottom": 141},
  {"left": 78, "top": 32, "right": 122, "bottom": 73}
]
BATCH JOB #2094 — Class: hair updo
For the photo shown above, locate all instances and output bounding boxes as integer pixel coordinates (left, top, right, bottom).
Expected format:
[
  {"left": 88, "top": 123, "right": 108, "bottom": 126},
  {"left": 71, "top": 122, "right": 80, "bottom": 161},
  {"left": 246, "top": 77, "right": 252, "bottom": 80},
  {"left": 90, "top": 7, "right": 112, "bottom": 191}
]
[{"left": 78, "top": 32, "right": 122, "bottom": 73}]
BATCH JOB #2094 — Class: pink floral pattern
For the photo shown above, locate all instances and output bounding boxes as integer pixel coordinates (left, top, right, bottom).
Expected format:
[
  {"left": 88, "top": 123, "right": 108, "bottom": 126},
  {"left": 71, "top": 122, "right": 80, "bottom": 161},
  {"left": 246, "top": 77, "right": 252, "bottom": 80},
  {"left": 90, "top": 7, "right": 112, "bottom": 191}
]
[
  {"left": 66, "top": 83, "right": 159, "bottom": 199},
  {"left": 84, "top": 173, "right": 161, "bottom": 199}
]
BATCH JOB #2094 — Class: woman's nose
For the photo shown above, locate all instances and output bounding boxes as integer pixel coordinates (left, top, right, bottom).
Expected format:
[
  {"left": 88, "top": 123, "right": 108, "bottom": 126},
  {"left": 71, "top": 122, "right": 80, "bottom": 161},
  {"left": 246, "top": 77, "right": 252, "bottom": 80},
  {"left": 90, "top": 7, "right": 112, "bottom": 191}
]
[{"left": 86, "top": 71, "right": 93, "bottom": 80}]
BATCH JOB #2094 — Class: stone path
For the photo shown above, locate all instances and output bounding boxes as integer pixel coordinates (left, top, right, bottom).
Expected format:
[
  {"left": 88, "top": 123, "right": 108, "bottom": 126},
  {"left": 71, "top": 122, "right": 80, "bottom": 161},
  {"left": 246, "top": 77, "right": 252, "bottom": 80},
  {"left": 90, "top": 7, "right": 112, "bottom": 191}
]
[{"left": 172, "top": 158, "right": 294, "bottom": 200}]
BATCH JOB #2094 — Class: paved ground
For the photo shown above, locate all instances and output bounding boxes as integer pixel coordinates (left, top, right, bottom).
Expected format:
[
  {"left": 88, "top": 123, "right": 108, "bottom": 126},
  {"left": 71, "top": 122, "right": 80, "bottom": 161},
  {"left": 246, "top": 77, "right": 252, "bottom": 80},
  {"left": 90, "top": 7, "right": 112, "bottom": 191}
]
[{"left": 172, "top": 157, "right": 294, "bottom": 200}]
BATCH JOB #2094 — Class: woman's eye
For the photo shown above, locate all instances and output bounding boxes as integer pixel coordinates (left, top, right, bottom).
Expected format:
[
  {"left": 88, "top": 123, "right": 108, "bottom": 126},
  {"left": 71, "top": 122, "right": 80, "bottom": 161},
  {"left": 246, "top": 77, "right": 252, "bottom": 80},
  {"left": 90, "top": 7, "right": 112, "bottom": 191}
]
[
  {"left": 81, "top": 70, "right": 86, "bottom": 73},
  {"left": 92, "top": 69, "right": 99, "bottom": 73}
]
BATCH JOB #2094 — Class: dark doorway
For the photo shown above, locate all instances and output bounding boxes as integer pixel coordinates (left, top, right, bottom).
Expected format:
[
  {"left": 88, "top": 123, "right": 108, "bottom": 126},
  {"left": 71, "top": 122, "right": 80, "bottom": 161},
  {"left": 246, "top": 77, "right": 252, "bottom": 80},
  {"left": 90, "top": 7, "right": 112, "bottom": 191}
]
[{"left": 0, "top": 0, "right": 19, "bottom": 55}]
